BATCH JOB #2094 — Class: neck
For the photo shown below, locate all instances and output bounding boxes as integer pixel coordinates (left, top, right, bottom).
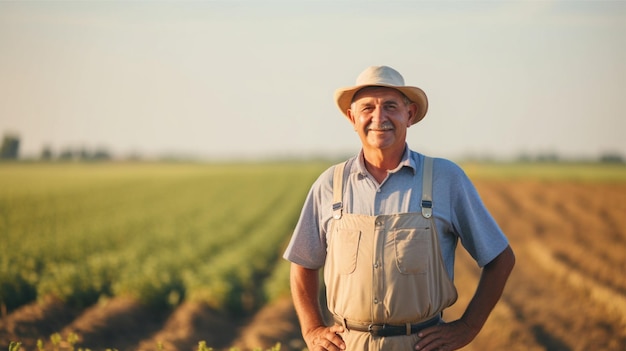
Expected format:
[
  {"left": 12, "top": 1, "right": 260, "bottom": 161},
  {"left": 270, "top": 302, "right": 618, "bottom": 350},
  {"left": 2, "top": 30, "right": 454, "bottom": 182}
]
[{"left": 362, "top": 146, "right": 404, "bottom": 183}]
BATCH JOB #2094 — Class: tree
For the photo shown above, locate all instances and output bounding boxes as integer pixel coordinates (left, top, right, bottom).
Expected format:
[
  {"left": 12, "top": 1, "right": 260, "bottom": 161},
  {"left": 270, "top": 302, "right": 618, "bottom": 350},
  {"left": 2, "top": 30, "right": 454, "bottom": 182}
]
[
  {"left": 599, "top": 152, "right": 624, "bottom": 164},
  {"left": 0, "top": 134, "right": 20, "bottom": 159},
  {"left": 41, "top": 145, "right": 54, "bottom": 160}
]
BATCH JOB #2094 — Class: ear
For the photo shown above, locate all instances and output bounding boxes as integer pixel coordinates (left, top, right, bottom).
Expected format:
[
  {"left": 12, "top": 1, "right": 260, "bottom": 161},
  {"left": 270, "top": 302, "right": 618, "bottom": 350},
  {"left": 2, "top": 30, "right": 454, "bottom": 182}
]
[
  {"left": 346, "top": 109, "right": 357, "bottom": 129},
  {"left": 407, "top": 103, "right": 418, "bottom": 126}
]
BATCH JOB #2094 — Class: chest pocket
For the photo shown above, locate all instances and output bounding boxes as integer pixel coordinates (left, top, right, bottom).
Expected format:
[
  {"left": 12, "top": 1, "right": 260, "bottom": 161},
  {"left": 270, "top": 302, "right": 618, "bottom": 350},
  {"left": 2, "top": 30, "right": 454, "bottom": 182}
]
[
  {"left": 392, "top": 227, "right": 431, "bottom": 275},
  {"left": 331, "top": 229, "right": 361, "bottom": 275}
]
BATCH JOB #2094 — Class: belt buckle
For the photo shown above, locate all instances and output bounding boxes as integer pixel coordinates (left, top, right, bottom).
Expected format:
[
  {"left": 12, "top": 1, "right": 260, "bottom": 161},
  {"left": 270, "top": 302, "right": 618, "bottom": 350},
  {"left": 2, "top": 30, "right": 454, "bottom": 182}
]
[{"left": 368, "top": 323, "right": 388, "bottom": 337}]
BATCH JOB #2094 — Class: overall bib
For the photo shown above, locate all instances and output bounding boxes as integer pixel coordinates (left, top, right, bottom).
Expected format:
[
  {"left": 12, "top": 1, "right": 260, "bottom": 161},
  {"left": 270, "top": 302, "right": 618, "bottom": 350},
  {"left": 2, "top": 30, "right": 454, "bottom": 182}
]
[{"left": 324, "top": 157, "right": 458, "bottom": 350}]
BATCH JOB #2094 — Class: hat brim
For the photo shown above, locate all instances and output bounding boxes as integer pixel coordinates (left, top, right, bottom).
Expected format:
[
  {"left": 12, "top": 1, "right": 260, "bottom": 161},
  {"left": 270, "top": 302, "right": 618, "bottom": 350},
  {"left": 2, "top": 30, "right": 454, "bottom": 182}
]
[{"left": 334, "top": 84, "right": 428, "bottom": 125}]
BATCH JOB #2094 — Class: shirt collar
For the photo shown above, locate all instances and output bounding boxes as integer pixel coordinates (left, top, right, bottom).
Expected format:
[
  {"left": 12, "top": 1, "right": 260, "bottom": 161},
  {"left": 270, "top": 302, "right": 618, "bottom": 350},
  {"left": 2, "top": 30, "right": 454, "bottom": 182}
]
[{"left": 355, "top": 144, "right": 417, "bottom": 176}]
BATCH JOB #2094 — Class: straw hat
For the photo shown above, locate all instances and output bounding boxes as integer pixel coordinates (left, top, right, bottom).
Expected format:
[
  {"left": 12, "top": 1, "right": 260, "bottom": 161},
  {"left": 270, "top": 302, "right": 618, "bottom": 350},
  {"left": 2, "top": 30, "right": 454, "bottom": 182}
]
[{"left": 334, "top": 65, "right": 428, "bottom": 125}]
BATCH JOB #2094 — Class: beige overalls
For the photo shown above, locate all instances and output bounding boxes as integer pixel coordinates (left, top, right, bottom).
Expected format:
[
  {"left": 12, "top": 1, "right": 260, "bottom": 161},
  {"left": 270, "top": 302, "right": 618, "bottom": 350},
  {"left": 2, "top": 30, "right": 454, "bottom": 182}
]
[{"left": 324, "top": 157, "right": 458, "bottom": 350}]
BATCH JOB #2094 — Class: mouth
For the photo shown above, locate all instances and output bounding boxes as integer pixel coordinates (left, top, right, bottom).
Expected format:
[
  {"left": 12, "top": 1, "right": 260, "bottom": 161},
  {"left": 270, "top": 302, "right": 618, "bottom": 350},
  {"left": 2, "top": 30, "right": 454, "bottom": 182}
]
[{"left": 367, "top": 124, "right": 394, "bottom": 132}]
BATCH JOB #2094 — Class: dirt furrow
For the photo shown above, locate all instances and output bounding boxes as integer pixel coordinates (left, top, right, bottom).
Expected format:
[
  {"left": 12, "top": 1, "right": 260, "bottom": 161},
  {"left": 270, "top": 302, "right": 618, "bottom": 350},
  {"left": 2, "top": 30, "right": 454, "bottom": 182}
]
[
  {"left": 505, "top": 241, "right": 626, "bottom": 351},
  {"left": 135, "top": 301, "right": 238, "bottom": 351},
  {"left": 0, "top": 296, "right": 80, "bottom": 350},
  {"left": 58, "top": 297, "right": 169, "bottom": 351},
  {"left": 476, "top": 180, "right": 626, "bottom": 350},
  {"left": 228, "top": 297, "right": 304, "bottom": 351},
  {"left": 526, "top": 239, "right": 626, "bottom": 325}
]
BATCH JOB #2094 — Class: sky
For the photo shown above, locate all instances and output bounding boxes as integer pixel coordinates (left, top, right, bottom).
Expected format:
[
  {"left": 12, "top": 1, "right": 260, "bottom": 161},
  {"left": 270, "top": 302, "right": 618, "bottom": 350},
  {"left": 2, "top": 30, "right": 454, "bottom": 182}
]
[{"left": 1, "top": 0, "right": 625, "bottom": 161}]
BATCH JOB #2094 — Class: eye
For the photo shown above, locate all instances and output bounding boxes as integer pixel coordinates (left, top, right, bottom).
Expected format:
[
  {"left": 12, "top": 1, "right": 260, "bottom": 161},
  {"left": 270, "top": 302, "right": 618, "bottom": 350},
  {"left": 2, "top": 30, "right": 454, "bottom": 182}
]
[{"left": 384, "top": 103, "right": 398, "bottom": 111}]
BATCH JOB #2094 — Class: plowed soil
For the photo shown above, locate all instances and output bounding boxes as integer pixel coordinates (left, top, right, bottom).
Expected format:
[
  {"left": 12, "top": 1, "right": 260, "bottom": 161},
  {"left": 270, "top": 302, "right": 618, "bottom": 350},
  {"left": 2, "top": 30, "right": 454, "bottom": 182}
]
[{"left": 2, "top": 180, "right": 625, "bottom": 351}]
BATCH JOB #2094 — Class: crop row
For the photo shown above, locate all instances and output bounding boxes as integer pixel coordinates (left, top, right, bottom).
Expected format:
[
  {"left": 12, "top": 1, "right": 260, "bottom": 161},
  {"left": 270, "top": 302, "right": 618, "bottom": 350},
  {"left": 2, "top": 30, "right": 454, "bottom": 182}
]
[{"left": 0, "top": 162, "right": 329, "bottom": 314}]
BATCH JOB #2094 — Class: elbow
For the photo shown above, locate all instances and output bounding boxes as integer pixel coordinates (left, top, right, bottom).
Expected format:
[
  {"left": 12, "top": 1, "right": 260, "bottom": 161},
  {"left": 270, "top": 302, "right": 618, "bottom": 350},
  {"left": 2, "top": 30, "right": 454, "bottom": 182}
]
[
  {"left": 500, "top": 245, "right": 516, "bottom": 275},
  {"left": 487, "top": 245, "right": 516, "bottom": 276}
]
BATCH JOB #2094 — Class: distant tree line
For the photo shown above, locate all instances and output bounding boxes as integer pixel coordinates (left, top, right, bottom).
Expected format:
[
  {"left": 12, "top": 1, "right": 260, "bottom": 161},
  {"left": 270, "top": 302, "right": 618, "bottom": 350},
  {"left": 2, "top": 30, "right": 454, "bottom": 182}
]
[
  {"left": 1, "top": 133, "right": 111, "bottom": 161},
  {"left": 1, "top": 132, "right": 624, "bottom": 163},
  {"left": 514, "top": 151, "right": 624, "bottom": 164},
  {"left": 40, "top": 145, "right": 112, "bottom": 161},
  {"left": 598, "top": 153, "right": 625, "bottom": 164}
]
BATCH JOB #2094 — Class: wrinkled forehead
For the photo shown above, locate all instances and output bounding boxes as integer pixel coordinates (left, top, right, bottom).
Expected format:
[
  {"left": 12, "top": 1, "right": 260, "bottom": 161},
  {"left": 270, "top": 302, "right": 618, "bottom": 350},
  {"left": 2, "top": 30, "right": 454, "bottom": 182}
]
[{"left": 351, "top": 86, "right": 408, "bottom": 104}]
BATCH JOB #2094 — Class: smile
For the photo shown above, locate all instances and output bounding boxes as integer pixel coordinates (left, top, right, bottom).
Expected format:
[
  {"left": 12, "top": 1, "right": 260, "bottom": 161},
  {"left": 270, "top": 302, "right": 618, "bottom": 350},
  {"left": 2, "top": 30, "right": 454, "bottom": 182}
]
[
  {"left": 368, "top": 127, "right": 393, "bottom": 132},
  {"left": 367, "top": 123, "right": 394, "bottom": 132}
]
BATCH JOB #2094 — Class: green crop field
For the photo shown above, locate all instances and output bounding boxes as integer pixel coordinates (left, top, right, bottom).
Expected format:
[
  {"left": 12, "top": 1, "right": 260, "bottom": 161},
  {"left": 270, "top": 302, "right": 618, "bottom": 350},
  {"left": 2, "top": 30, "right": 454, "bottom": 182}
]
[{"left": 0, "top": 161, "right": 331, "bottom": 314}]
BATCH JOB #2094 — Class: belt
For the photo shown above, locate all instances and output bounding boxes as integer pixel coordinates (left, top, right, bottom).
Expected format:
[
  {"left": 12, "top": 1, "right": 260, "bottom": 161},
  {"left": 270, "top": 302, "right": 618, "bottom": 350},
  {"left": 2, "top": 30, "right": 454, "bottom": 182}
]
[{"left": 334, "top": 315, "right": 441, "bottom": 337}]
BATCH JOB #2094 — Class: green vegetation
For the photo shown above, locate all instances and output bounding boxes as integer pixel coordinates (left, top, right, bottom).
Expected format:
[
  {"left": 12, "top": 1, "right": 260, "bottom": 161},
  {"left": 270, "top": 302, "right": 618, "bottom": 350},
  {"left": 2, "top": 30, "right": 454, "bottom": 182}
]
[{"left": 0, "top": 161, "right": 330, "bottom": 313}]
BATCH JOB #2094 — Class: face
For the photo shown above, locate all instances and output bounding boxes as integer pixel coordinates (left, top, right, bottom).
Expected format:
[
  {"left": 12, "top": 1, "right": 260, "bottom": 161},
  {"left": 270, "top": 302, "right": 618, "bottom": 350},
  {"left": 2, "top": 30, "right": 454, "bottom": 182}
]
[{"left": 347, "top": 87, "right": 417, "bottom": 153}]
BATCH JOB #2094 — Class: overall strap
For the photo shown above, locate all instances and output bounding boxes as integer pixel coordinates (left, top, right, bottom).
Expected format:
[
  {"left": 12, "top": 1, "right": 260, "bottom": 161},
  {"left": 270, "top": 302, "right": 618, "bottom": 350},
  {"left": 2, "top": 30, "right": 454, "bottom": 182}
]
[
  {"left": 332, "top": 158, "right": 355, "bottom": 219},
  {"left": 332, "top": 161, "right": 347, "bottom": 219},
  {"left": 421, "top": 156, "right": 434, "bottom": 219}
]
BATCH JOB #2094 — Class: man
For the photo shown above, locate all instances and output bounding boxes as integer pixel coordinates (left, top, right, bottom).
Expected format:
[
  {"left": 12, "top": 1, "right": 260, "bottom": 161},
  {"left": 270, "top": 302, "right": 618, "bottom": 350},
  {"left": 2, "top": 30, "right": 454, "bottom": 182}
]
[{"left": 283, "top": 66, "right": 515, "bottom": 351}]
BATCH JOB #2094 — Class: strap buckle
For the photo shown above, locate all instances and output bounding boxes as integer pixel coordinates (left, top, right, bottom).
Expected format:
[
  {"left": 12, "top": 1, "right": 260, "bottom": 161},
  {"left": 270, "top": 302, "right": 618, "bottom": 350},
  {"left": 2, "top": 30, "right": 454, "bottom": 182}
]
[
  {"left": 332, "top": 201, "right": 343, "bottom": 219},
  {"left": 421, "top": 200, "right": 433, "bottom": 218},
  {"left": 367, "top": 323, "right": 390, "bottom": 337}
]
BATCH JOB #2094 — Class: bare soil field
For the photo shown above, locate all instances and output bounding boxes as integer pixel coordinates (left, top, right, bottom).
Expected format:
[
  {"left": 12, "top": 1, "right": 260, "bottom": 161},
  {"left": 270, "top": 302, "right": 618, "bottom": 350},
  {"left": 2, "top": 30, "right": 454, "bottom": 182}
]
[{"left": 1, "top": 180, "right": 625, "bottom": 351}]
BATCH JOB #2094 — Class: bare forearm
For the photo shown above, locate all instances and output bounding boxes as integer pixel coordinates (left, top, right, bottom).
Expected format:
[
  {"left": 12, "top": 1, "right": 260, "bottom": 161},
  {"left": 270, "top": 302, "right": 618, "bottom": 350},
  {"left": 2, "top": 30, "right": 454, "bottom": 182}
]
[
  {"left": 461, "top": 245, "right": 516, "bottom": 332},
  {"left": 290, "top": 263, "right": 326, "bottom": 333}
]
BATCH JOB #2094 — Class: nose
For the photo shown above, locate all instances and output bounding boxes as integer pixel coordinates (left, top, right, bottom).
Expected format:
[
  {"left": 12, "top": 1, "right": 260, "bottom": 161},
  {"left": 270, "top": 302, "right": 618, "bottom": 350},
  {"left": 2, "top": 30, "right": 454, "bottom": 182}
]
[{"left": 371, "top": 105, "right": 387, "bottom": 123}]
